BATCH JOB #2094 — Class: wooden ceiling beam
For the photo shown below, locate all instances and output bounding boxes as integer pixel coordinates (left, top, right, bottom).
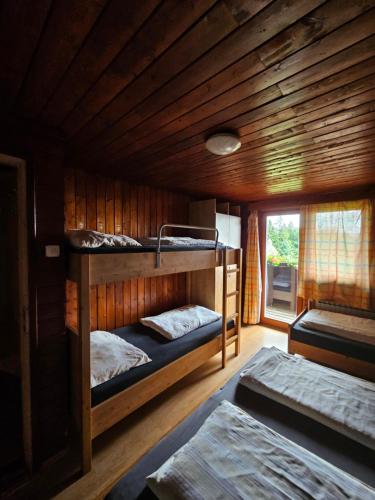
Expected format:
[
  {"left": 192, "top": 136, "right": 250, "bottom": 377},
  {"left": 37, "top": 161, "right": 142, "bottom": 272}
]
[
  {"left": 0, "top": 0, "right": 51, "bottom": 109},
  {"left": 125, "top": 88, "right": 375, "bottom": 174},
  {"left": 68, "top": 0, "right": 372, "bottom": 160},
  {"left": 79, "top": 17, "right": 375, "bottom": 164},
  {"left": 110, "top": 61, "right": 375, "bottom": 174},
  {"left": 132, "top": 107, "right": 375, "bottom": 180},
  {"left": 39, "top": 0, "right": 162, "bottom": 126},
  {"left": 64, "top": 0, "right": 274, "bottom": 142},
  {"left": 67, "top": 0, "right": 325, "bottom": 150},
  {"left": 15, "top": 0, "right": 109, "bottom": 117}
]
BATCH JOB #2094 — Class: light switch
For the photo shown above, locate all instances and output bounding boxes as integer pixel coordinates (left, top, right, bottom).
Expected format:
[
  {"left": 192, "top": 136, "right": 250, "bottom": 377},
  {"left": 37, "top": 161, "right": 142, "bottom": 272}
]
[{"left": 45, "top": 245, "right": 60, "bottom": 257}]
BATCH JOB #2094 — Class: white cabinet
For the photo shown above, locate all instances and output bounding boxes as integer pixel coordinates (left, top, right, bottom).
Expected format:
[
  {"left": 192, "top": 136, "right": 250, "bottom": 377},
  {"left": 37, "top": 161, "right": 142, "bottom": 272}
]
[
  {"left": 189, "top": 199, "right": 241, "bottom": 248},
  {"left": 229, "top": 215, "right": 241, "bottom": 248},
  {"left": 215, "top": 212, "right": 229, "bottom": 245},
  {"left": 215, "top": 213, "right": 240, "bottom": 248},
  {"left": 188, "top": 199, "right": 241, "bottom": 313}
]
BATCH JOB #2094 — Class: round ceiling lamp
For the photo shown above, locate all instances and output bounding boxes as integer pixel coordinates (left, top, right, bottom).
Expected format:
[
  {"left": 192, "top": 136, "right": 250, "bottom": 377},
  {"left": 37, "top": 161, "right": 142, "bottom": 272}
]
[{"left": 205, "top": 132, "right": 241, "bottom": 155}]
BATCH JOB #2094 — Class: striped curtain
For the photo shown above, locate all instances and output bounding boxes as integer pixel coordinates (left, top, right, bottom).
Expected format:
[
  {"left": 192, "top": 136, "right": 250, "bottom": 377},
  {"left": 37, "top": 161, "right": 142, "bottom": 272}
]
[
  {"left": 298, "top": 199, "right": 374, "bottom": 310},
  {"left": 243, "top": 210, "right": 262, "bottom": 324}
]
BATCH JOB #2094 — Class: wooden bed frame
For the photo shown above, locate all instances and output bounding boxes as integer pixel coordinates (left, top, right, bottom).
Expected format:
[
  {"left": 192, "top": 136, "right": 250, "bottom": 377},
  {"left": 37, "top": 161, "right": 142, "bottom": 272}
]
[
  {"left": 288, "top": 301, "right": 375, "bottom": 382},
  {"left": 67, "top": 232, "right": 242, "bottom": 474}
]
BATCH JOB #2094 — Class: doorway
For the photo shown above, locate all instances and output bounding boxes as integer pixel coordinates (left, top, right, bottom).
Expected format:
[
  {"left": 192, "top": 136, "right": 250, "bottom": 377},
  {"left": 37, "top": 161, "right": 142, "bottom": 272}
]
[
  {"left": 260, "top": 212, "right": 300, "bottom": 329},
  {"left": 0, "top": 155, "right": 32, "bottom": 487}
]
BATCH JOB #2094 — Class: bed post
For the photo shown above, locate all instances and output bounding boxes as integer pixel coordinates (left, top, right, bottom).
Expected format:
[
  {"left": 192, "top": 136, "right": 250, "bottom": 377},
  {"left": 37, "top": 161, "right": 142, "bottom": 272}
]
[
  {"left": 77, "top": 255, "right": 92, "bottom": 473},
  {"left": 222, "top": 250, "right": 228, "bottom": 368},
  {"left": 235, "top": 248, "right": 243, "bottom": 356}
]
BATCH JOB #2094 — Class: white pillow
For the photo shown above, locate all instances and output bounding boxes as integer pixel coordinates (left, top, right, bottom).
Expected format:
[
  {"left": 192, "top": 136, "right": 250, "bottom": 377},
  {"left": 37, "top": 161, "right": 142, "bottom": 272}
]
[
  {"left": 140, "top": 305, "right": 221, "bottom": 340},
  {"left": 90, "top": 330, "right": 151, "bottom": 388},
  {"left": 68, "top": 229, "right": 141, "bottom": 249}
]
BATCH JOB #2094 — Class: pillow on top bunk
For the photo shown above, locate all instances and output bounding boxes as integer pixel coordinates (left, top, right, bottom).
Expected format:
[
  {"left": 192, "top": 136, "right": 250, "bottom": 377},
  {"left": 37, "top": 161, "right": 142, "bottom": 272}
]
[
  {"left": 140, "top": 305, "right": 221, "bottom": 340},
  {"left": 91, "top": 330, "right": 151, "bottom": 388},
  {"left": 68, "top": 229, "right": 141, "bottom": 249}
]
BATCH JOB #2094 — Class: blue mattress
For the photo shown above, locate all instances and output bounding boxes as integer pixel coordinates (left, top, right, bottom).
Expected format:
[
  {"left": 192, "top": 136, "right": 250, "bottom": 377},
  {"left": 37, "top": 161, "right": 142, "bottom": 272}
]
[
  {"left": 291, "top": 319, "right": 375, "bottom": 363},
  {"left": 92, "top": 318, "right": 232, "bottom": 407}
]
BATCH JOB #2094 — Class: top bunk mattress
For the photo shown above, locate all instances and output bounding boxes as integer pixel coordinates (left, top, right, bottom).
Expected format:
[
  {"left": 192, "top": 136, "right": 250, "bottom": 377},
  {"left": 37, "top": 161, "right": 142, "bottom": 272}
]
[
  {"left": 91, "top": 318, "right": 232, "bottom": 407},
  {"left": 68, "top": 229, "right": 228, "bottom": 253},
  {"left": 71, "top": 245, "right": 223, "bottom": 254}
]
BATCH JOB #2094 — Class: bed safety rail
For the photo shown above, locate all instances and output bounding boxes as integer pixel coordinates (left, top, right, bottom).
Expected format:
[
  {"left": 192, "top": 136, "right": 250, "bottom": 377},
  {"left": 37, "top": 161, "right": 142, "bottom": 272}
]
[{"left": 156, "top": 224, "right": 219, "bottom": 267}]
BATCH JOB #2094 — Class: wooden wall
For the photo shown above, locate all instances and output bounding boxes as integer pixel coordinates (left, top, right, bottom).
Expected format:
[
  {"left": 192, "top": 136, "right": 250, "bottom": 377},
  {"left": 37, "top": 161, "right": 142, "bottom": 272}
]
[{"left": 65, "top": 169, "right": 190, "bottom": 331}]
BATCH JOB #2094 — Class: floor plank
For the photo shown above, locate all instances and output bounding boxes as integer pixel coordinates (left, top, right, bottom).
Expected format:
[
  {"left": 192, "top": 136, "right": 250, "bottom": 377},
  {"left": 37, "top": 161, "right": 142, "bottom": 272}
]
[{"left": 55, "top": 325, "right": 287, "bottom": 500}]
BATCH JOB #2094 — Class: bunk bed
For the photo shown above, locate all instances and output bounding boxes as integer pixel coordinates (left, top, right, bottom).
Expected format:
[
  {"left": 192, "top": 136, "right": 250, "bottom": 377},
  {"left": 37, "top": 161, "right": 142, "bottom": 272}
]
[
  {"left": 67, "top": 224, "right": 242, "bottom": 473},
  {"left": 289, "top": 300, "right": 375, "bottom": 381}
]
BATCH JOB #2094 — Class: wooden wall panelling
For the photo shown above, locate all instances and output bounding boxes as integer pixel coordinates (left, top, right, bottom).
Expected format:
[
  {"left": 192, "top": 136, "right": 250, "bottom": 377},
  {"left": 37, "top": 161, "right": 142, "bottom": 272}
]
[{"left": 64, "top": 169, "right": 190, "bottom": 331}]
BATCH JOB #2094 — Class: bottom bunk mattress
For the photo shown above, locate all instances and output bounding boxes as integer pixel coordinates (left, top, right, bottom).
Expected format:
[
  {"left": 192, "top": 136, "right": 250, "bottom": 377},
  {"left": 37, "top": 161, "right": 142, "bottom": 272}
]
[
  {"left": 92, "top": 318, "right": 232, "bottom": 407},
  {"left": 107, "top": 355, "right": 375, "bottom": 500}
]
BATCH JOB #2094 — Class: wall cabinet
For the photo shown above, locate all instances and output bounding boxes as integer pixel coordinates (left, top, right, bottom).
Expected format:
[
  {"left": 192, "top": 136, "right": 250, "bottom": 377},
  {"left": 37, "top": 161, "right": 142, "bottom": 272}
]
[{"left": 188, "top": 199, "right": 241, "bottom": 314}]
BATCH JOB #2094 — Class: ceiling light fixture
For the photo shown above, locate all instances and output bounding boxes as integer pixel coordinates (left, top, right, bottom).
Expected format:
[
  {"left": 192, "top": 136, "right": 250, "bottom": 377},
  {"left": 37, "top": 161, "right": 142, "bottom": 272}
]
[{"left": 205, "top": 132, "right": 241, "bottom": 155}]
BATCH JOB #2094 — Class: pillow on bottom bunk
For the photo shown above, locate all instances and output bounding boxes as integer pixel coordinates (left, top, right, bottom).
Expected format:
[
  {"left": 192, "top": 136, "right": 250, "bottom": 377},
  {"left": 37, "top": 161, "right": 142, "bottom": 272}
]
[
  {"left": 146, "top": 400, "right": 375, "bottom": 500},
  {"left": 91, "top": 330, "right": 151, "bottom": 388},
  {"left": 140, "top": 305, "right": 221, "bottom": 340}
]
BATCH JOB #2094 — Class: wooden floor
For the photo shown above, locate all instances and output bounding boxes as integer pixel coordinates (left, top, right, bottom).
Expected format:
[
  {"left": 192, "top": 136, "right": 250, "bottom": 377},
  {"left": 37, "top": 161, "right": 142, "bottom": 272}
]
[{"left": 56, "top": 325, "right": 287, "bottom": 500}]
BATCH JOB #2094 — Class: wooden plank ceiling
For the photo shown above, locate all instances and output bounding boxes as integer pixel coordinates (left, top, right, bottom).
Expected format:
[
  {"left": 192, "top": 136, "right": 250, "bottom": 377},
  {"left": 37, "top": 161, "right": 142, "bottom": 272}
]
[{"left": 1, "top": 0, "right": 374, "bottom": 201}]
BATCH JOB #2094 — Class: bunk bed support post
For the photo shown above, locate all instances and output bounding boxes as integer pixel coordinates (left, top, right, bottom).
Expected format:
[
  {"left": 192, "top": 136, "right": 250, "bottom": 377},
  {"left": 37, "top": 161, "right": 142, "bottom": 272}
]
[
  {"left": 77, "top": 255, "right": 92, "bottom": 473},
  {"left": 222, "top": 250, "right": 228, "bottom": 368},
  {"left": 235, "top": 249, "right": 243, "bottom": 356}
]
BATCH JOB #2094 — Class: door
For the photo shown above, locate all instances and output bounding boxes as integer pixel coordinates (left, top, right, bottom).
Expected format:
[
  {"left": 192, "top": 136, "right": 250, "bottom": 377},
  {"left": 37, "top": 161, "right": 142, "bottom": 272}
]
[
  {"left": 260, "top": 211, "right": 300, "bottom": 329},
  {"left": 0, "top": 155, "right": 32, "bottom": 484}
]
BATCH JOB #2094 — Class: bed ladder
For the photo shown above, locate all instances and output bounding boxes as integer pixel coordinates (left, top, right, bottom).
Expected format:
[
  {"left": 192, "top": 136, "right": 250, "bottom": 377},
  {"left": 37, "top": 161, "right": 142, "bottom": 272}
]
[{"left": 222, "top": 248, "right": 243, "bottom": 368}]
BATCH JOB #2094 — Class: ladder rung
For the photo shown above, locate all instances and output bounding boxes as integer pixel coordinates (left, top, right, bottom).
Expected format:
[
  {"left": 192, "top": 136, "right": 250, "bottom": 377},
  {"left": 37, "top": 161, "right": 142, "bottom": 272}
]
[
  {"left": 226, "top": 290, "right": 239, "bottom": 298},
  {"left": 226, "top": 335, "right": 238, "bottom": 346},
  {"left": 227, "top": 312, "right": 239, "bottom": 320}
]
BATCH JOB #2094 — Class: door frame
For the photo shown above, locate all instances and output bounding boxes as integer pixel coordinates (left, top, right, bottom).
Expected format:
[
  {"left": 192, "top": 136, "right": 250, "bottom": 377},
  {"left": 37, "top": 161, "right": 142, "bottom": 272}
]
[
  {"left": 259, "top": 209, "right": 301, "bottom": 332},
  {"left": 0, "top": 154, "right": 32, "bottom": 471}
]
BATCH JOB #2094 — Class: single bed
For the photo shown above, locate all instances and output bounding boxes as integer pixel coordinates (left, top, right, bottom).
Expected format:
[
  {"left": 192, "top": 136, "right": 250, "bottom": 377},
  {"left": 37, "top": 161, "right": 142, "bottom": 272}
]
[
  {"left": 239, "top": 347, "right": 375, "bottom": 450},
  {"left": 107, "top": 357, "right": 375, "bottom": 500},
  {"left": 92, "top": 318, "right": 233, "bottom": 407},
  {"left": 289, "top": 302, "right": 375, "bottom": 381}
]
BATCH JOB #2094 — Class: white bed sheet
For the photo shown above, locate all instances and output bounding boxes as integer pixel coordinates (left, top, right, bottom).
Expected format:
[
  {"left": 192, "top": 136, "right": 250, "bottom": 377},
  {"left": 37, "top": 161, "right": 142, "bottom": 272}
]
[
  {"left": 300, "top": 309, "right": 375, "bottom": 346},
  {"left": 147, "top": 400, "right": 375, "bottom": 499},
  {"left": 239, "top": 347, "right": 375, "bottom": 450}
]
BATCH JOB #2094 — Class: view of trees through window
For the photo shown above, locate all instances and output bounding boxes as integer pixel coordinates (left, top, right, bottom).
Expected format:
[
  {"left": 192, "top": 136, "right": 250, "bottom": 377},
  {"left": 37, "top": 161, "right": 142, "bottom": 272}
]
[{"left": 266, "top": 214, "right": 299, "bottom": 268}]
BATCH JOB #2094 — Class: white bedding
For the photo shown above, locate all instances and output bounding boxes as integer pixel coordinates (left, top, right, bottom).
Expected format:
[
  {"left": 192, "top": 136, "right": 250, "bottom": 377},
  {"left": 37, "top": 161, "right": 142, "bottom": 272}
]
[
  {"left": 239, "top": 347, "right": 375, "bottom": 449},
  {"left": 90, "top": 330, "right": 151, "bottom": 388},
  {"left": 147, "top": 400, "right": 375, "bottom": 499},
  {"left": 300, "top": 309, "right": 375, "bottom": 345},
  {"left": 68, "top": 229, "right": 141, "bottom": 249},
  {"left": 140, "top": 305, "right": 221, "bottom": 340},
  {"left": 137, "top": 236, "right": 223, "bottom": 248}
]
